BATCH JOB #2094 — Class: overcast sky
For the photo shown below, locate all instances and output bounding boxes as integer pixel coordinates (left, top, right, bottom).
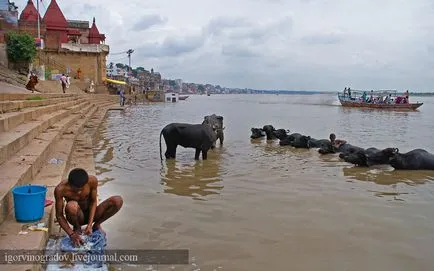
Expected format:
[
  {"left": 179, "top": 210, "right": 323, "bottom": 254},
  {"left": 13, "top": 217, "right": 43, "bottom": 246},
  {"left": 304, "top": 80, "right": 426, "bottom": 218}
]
[{"left": 15, "top": 0, "right": 434, "bottom": 91}]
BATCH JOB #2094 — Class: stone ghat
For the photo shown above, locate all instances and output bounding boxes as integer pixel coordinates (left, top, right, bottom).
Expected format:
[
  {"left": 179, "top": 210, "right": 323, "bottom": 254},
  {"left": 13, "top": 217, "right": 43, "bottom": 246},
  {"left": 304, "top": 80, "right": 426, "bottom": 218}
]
[{"left": 0, "top": 91, "right": 123, "bottom": 271}]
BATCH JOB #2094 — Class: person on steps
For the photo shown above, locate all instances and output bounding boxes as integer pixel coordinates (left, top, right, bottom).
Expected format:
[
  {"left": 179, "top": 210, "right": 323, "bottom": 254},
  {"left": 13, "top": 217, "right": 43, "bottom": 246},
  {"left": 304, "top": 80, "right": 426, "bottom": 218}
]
[
  {"left": 60, "top": 74, "right": 68, "bottom": 93},
  {"left": 54, "top": 168, "right": 123, "bottom": 246}
]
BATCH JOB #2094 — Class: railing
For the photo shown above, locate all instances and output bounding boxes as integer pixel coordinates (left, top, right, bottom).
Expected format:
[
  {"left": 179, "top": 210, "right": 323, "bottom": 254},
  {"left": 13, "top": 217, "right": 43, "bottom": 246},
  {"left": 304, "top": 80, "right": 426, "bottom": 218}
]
[{"left": 36, "top": 54, "right": 77, "bottom": 79}]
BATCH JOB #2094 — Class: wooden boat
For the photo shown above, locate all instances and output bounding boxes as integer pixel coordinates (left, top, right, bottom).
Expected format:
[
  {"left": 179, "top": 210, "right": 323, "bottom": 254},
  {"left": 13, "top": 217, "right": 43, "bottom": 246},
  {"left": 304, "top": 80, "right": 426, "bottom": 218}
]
[
  {"left": 337, "top": 89, "right": 423, "bottom": 111},
  {"left": 179, "top": 95, "right": 189, "bottom": 100}
]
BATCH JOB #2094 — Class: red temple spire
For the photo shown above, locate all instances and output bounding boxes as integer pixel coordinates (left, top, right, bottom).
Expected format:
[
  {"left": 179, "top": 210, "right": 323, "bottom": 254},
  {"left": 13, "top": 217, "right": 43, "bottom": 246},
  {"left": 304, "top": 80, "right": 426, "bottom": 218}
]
[
  {"left": 89, "top": 17, "right": 105, "bottom": 44},
  {"left": 19, "top": 0, "right": 41, "bottom": 22},
  {"left": 42, "top": 0, "right": 68, "bottom": 29}
]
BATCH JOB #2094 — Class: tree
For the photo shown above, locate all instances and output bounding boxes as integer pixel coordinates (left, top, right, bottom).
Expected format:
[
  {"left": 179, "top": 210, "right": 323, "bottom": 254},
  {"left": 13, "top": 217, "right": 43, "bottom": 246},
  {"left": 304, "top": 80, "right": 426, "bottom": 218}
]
[
  {"left": 109, "top": 62, "right": 114, "bottom": 69},
  {"left": 197, "top": 84, "right": 205, "bottom": 93},
  {"left": 5, "top": 31, "right": 36, "bottom": 63},
  {"left": 115, "top": 63, "right": 124, "bottom": 68}
]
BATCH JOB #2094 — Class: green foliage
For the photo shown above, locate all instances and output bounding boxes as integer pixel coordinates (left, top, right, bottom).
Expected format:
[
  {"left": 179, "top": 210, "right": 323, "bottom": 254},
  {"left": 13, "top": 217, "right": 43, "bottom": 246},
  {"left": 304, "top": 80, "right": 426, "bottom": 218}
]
[
  {"left": 5, "top": 31, "right": 37, "bottom": 63},
  {"left": 45, "top": 68, "right": 52, "bottom": 80},
  {"left": 26, "top": 96, "right": 45, "bottom": 101}
]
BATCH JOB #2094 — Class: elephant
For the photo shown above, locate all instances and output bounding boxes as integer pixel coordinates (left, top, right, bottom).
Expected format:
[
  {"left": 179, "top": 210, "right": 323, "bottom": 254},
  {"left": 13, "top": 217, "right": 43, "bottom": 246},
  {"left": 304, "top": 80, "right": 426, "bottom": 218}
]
[
  {"left": 341, "top": 147, "right": 398, "bottom": 167},
  {"left": 250, "top": 128, "right": 265, "bottom": 139},
  {"left": 388, "top": 149, "right": 434, "bottom": 170},
  {"left": 159, "top": 122, "right": 217, "bottom": 160},
  {"left": 203, "top": 114, "right": 225, "bottom": 145}
]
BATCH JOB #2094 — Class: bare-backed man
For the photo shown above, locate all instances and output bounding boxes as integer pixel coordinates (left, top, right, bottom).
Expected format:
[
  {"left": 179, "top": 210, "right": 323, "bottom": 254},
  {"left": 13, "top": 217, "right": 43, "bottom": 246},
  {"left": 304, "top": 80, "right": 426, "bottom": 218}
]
[{"left": 54, "top": 168, "right": 123, "bottom": 246}]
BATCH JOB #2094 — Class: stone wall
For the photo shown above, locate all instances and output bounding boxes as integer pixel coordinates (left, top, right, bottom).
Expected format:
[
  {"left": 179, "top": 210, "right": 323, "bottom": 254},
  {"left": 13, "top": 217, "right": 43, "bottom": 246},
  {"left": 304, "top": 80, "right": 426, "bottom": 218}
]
[
  {"left": 38, "top": 50, "right": 107, "bottom": 85},
  {"left": 0, "top": 43, "right": 7, "bottom": 67}
]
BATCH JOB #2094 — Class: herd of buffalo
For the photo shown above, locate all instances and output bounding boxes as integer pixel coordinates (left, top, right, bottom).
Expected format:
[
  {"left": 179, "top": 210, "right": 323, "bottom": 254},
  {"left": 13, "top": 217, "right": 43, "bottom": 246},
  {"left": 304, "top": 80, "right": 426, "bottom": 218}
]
[
  {"left": 158, "top": 115, "right": 434, "bottom": 171},
  {"left": 251, "top": 125, "right": 434, "bottom": 170}
]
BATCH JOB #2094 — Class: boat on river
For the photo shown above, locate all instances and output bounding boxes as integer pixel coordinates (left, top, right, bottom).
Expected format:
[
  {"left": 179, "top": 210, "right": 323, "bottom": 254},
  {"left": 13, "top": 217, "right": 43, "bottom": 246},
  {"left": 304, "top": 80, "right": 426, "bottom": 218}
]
[
  {"left": 337, "top": 89, "right": 423, "bottom": 110},
  {"left": 179, "top": 95, "right": 189, "bottom": 100}
]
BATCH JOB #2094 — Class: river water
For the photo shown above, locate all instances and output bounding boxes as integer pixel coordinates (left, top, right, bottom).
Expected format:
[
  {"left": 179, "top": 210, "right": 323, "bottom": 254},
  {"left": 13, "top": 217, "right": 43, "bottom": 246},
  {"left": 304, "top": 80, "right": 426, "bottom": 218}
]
[{"left": 94, "top": 93, "right": 434, "bottom": 271}]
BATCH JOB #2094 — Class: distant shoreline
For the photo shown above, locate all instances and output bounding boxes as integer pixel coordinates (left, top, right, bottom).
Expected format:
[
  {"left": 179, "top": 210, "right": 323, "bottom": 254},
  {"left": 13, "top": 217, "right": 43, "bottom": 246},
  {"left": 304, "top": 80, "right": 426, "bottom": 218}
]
[{"left": 191, "top": 92, "right": 434, "bottom": 96}]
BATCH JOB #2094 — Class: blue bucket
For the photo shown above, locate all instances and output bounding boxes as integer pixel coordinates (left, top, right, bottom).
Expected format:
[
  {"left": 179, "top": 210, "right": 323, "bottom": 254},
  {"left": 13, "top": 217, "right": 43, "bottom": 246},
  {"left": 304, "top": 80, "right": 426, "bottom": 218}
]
[{"left": 12, "top": 184, "right": 47, "bottom": 223}]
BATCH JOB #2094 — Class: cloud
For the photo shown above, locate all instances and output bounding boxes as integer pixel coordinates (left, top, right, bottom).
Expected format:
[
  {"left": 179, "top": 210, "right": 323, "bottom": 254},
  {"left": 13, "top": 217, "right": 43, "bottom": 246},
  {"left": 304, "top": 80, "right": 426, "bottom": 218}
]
[
  {"left": 131, "top": 14, "right": 167, "bottom": 31},
  {"left": 13, "top": 0, "right": 434, "bottom": 91},
  {"left": 136, "top": 32, "right": 206, "bottom": 58},
  {"left": 301, "top": 32, "right": 344, "bottom": 45},
  {"left": 221, "top": 45, "right": 259, "bottom": 57}
]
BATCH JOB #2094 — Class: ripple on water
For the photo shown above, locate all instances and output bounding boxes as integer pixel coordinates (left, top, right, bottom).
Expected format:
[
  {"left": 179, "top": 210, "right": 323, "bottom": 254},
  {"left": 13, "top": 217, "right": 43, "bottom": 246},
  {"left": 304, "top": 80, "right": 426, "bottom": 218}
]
[{"left": 95, "top": 95, "right": 434, "bottom": 270}]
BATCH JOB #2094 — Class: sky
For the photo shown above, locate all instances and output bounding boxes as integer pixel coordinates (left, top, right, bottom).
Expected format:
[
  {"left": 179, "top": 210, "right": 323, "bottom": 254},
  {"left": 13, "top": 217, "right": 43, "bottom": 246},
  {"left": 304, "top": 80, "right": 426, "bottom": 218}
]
[{"left": 13, "top": 0, "right": 434, "bottom": 91}]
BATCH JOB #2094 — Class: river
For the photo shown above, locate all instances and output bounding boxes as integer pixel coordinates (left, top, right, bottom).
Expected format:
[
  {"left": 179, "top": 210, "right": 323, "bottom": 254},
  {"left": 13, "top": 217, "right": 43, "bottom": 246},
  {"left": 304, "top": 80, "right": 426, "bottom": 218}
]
[{"left": 94, "top": 93, "right": 434, "bottom": 271}]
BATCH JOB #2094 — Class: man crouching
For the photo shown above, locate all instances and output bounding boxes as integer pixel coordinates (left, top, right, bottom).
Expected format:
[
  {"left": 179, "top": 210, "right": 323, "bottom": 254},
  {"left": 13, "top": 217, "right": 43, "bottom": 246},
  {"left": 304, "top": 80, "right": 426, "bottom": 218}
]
[{"left": 54, "top": 168, "right": 123, "bottom": 246}]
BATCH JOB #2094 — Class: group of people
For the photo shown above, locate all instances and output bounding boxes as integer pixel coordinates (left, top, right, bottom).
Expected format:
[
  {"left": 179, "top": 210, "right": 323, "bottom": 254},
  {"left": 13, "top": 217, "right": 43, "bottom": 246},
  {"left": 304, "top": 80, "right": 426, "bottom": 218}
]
[{"left": 343, "top": 88, "right": 410, "bottom": 104}]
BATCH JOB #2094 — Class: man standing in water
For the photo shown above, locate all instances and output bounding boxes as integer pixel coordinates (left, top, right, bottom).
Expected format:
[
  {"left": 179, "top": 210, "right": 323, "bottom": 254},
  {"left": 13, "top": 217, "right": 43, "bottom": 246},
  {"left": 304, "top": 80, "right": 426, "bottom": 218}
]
[{"left": 54, "top": 168, "right": 123, "bottom": 246}]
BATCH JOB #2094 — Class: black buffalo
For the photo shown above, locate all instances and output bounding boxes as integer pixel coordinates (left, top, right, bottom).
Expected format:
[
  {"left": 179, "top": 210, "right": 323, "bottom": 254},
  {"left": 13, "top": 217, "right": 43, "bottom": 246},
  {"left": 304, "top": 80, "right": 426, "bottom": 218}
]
[
  {"left": 277, "top": 132, "right": 310, "bottom": 148},
  {"left": 307, "top": 138, "right": 330, "bottom": 149},
  {"left": 319, "top": 141, "right": 364, "bottom": 156},
  {"left": 389, "top": 149, "right": 434, "bottom": 170},
  {"left": 341, "top": 147, "right": 398, "bottom": 167},
  {"left": 203, "top": 114, "right": 225, "bottom": 145},
  {"left": 262, "top": 125, "right": 277, "bottom": 140},
  {"left": 250, "top": 127, "right": 265, "bottom": 139},
  {"left": 273, "top": 129, "right": 290, "bottom": 140},
  {"left": 159, "top": 123, "right": 217, "bottom": 160}
]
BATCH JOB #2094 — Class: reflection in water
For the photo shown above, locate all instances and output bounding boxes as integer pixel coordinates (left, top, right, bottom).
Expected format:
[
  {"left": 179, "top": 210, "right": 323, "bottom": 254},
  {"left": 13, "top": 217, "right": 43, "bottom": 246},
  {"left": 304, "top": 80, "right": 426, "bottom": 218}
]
[
  {"left": 342, "top": 166, "right": 434, "bottom": 186},
  {"left": 337, "top": 107, "right": 418, "bottom": 148},
  {"left": 161, "top": 158, "right": 224, "bottom": 200},
  {"left": 94, "top": 95, "right": 434, "bottom": 270}
]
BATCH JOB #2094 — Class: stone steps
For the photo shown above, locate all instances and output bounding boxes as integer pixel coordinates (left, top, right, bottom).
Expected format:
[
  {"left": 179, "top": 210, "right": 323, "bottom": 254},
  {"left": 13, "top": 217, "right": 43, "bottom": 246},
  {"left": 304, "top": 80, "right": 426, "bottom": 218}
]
[
  {"left": 0, "top": 96, "right": 80, "bottom": 114},
  {"left": 0, "top": 93, "right": 77, "bottom": 101},
  {"left": 0, "top": 89, "right": 119, "bottom": 271},
  {"left": 0, "top": 100, "right": 92, "bottom": 225},
  {"left": 0, "top": 99, "right": 88, "bottom": 165},
  {"left": 0, "top": 97, "right": 84, "bottom": 133},
  {"left": 0, "top": 100, "right": 115, "bottom": 271}
]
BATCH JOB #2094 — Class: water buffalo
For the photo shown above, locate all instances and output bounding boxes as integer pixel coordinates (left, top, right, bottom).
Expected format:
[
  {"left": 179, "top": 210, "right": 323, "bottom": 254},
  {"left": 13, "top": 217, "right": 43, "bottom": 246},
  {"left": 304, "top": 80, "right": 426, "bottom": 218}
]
[
  {"left": 250, "top": 128, "right": 265, "bottom": 139},
  {"left": 159, "top": 123, "right": 217, "bottom": 160},
  {"left": 273, "top": 129, "right": 290, "bottom": 140},
  {"left": 203, "top": 114, "right": 225, "bottom": 145},
  {"left": 341, "top": 147, "right": 398, "bottom": 167},
  {"left": 262, "top": 125, "right": 277, "bottom": 140},
  {"left": 389, "top": 149, "right": 434, "bottom": 170},
  {"left": 278, "top": 132, "right": 310, "bottom": 148},
  {"left": 319, "top": 141, "right": 364, "bottom": 155},
  {"left": 307, "top": 138, "right": 330, "bottom": 149}
]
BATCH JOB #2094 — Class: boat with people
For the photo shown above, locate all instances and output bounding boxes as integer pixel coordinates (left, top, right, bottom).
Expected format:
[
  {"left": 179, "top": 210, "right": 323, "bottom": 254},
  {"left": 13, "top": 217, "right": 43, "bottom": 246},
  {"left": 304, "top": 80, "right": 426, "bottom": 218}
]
[{"left": 337, "top": 88, "right": 423, "bottom": 110}]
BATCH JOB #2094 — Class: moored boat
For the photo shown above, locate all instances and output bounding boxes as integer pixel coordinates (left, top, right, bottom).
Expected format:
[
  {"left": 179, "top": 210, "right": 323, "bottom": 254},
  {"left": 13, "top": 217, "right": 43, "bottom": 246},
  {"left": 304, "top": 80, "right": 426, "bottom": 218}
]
[
  {"left": 337, "top": 89, "right": 423, "bottom": 110},
  {"left": 179, "top": 95, "right": 189, "bottom": 100}
]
